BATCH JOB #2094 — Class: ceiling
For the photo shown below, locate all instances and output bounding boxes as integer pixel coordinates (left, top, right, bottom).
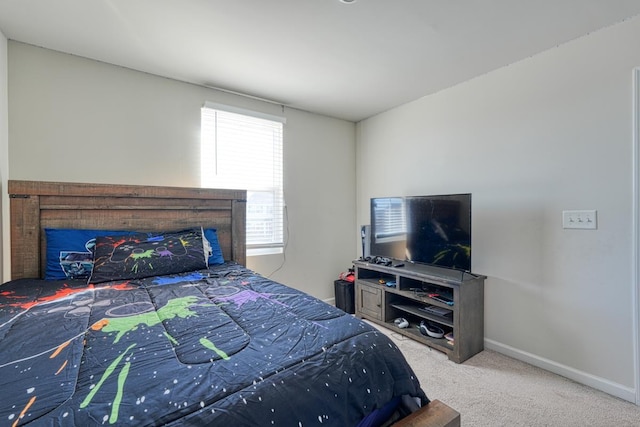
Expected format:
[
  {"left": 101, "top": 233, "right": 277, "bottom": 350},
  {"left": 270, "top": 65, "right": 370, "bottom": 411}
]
[{"left": 1, "top": 0, "right": 640, "bottom": 122}]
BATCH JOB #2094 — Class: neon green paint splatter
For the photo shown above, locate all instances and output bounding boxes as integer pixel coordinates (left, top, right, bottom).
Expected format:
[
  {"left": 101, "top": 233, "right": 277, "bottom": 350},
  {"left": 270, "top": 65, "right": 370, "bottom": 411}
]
[
  {"left": 100, "top": 296, "right": 200, "bottom": 343},
  {"left": 82, "top": 297, "right": 210, "bottom": 422},
  {"left": 199, "top": 337, "right": 230, "bottom": 360},
  {"left": 80, "top": 343, "right": 136, "bottom": 409},
  {"left": 164, "top": 331, "right": 179, "bottom": 345},
  {"left": 131, "top": 249, "right": 155, "bottom": 260},
  {"left": 110, "top": 361, "right": 131, "bottom": 424}
]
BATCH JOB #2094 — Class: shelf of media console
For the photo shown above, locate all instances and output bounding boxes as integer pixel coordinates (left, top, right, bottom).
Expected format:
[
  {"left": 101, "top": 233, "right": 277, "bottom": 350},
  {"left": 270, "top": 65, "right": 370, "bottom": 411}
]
[
  {"left": 355, "top": 269, "right": 460, "bottom": 312},
  {"left": 385, "top": 320, "right": 454, "bottom": 352},
  {"left": 381, "top": 283, "right": 454, "bottom": 309},
  {"left": 353, "top": 259, "right": 482, "bottom": 287},
  {"left": 389, "top": 303, "right": 454, "bottom": 328}
]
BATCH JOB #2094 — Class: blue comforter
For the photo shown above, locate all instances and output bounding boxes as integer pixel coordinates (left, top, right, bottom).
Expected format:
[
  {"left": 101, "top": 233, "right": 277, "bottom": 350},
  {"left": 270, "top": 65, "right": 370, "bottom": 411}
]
[{"left": 0, "top": 263, "right": 427, "bottom": 426}]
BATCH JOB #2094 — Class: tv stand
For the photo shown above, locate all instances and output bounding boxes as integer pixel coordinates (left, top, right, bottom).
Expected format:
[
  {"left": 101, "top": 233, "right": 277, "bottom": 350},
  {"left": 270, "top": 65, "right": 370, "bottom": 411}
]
[{"left": 353, "top": 260, "right": 485, "bottom": 363}]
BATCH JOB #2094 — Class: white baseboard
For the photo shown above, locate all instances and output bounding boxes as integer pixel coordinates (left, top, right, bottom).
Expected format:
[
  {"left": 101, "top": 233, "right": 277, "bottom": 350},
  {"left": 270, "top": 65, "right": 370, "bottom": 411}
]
[
  {"left": 485, "top": 338, "right": 637, "bottom": 404},
  {"left": 324, "top": 297, "right": 336, "bottom": 306}
]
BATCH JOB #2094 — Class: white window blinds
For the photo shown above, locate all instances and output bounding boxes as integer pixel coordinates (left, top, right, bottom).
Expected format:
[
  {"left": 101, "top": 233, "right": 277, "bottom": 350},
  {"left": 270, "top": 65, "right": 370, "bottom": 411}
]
[
  {"left": 201, "top": 103, "right": 285, "bottom": 250},
  {"left": 372, "top": 197, "right": 406, "bottom": 242}
]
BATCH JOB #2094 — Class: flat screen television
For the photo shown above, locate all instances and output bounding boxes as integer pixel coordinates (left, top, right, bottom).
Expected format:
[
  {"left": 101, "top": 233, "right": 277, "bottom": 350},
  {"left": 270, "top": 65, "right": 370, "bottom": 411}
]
[{"left": 369, "top": 194, "right": 472, "bottom": 271}]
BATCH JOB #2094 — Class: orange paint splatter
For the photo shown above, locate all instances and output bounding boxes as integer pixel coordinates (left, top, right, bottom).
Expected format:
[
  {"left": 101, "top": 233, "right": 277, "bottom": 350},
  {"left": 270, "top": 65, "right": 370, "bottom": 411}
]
[
  {"left": 108, "top": 282, "right": 133, "bottom": 291},
  {"left": 7, "top": 284, "right": 95, "bottom": 310},
  {"left": 55, "top": 360, "right": 68, "bottom": 375},
  {"left": 13, "top": 395, "right": 36, "bottom": 427},
  {"left": 91, "top": 318, "right": 110, "bottom": 331},
  {"left": 4, "top": 282, "right": 134, "bottom": 310},
  {"left": 1, "top": 291, "right": 28, "bottom": 300},
  {"left": 101, "top": 237, "right": 130, "bottom": 248},
  {"left": 50, "top": 340, "right": 70, "bottom": 358}
]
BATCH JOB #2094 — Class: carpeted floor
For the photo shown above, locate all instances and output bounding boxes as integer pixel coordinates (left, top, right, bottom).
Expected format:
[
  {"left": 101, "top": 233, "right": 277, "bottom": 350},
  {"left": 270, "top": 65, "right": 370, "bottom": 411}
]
[{"left": 369, "top": 322, "right": 640, "bottom": 426}]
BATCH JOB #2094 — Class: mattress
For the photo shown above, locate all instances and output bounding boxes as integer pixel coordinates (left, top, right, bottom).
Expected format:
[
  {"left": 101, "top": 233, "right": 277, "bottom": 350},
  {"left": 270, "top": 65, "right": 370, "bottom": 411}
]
[{"left": 0, "top": 263, "right": 428, "bottom": 426}]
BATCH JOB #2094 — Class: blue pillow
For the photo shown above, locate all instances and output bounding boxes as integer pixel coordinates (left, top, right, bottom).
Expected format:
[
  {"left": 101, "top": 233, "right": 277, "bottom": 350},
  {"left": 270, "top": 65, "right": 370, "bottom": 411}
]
[
  {"left": 44, "top": 228, "right": 136, "bottom": 280},
  {"left": 204, "top": 228, "right": 225, "bottom": 265}
]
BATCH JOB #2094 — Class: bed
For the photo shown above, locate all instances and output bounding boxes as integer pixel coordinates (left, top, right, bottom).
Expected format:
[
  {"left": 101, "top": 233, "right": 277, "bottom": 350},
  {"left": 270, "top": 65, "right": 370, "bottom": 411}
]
[{"left": 2, "top": 180, "right": 459, "bottom": 426}]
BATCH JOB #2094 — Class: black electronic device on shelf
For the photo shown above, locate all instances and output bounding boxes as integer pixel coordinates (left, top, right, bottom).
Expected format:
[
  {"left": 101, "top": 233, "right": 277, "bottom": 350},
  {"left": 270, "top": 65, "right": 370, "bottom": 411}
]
[{"left": 369, "top": 193, "right": 471, "bottom": 272}]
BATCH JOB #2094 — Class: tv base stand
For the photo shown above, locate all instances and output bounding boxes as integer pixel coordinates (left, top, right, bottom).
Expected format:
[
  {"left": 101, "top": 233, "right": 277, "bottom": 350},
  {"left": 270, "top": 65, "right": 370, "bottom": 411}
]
[{"left": 353, "top": 260, "right": 485, "bottom": 363}]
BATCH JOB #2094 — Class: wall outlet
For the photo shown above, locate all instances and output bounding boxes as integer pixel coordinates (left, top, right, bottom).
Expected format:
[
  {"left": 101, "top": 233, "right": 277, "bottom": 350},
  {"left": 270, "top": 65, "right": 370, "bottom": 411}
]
[{"left": 562, "top": 210, "right": 597, "bottom": 229}]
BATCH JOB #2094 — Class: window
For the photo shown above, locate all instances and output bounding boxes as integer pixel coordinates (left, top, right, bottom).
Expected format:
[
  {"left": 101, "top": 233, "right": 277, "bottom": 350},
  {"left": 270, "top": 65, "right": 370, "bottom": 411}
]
[
  {"left": 372, "top": 197, "right": 406, "bottom": 243},
  {"left": 201, "top": 102, "right": 285, "bottom": 254}
]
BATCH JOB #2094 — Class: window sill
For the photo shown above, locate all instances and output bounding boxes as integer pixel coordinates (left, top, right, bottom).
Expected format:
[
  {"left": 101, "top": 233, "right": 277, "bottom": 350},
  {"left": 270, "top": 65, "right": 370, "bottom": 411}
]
[{"left": 247, "top": 247, "right": 284, "bottom": 257}]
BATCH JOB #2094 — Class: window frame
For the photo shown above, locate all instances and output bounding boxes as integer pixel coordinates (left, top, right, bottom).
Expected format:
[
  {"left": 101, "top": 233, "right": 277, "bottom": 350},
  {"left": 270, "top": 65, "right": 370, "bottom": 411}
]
[{"left": 201, "top": 102, "right": 286, "bottom": 255}]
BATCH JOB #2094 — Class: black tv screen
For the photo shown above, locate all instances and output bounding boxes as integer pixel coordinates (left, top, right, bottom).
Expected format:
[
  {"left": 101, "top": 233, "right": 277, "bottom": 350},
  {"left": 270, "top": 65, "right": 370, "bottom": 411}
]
[{"left": 370, "top": 194, "right": 472, "bottom": 271}]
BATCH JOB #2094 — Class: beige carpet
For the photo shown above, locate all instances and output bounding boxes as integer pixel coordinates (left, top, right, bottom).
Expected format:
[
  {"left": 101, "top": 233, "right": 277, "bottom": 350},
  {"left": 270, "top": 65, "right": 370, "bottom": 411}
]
[{"left": 369, "top": 322, "right": 640, "bottom": 426}]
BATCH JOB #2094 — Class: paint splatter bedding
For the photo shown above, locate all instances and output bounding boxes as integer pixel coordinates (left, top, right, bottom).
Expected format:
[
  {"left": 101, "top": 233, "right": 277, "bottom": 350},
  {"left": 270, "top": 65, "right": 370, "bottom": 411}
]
[{"left": 0, "top": 263, "right": 428, "bottom": 426}]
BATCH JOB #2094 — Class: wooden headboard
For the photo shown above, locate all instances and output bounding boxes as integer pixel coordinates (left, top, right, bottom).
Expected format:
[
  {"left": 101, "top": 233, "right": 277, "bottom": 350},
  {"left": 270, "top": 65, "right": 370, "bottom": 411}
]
[{"left": 8, "top": 180, "right": 247, "bottom": 280}]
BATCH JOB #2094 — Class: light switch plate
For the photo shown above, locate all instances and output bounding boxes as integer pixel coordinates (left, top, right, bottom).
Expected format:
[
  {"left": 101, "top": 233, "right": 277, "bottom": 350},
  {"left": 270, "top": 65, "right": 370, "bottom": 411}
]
[{"left": 562, "top": 210, "right": 597, "bottom": 229}]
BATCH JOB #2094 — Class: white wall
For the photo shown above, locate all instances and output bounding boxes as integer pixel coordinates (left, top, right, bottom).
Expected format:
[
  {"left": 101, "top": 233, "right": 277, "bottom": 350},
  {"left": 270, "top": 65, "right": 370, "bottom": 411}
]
[
  {"left": 0, "top": 31, "right": 8, "bottom": 283},
  {"left": 250, "top": 108, "right": 356, "bottom": 291},
  {"left": 357, "top": 16, "right": 640, "bottom": 401},
  {"left": 6, "top": 42, "right": 356, "bottom": 301}
]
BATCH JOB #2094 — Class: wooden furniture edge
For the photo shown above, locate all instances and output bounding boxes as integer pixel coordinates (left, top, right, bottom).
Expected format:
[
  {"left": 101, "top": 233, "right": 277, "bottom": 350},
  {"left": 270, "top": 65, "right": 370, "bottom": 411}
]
[
  {"left": 392, "top": 400, "right": 460, "bottom": 427},
  {"left": 8, "top": 180, "right": 245, "bottom": 200}
]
